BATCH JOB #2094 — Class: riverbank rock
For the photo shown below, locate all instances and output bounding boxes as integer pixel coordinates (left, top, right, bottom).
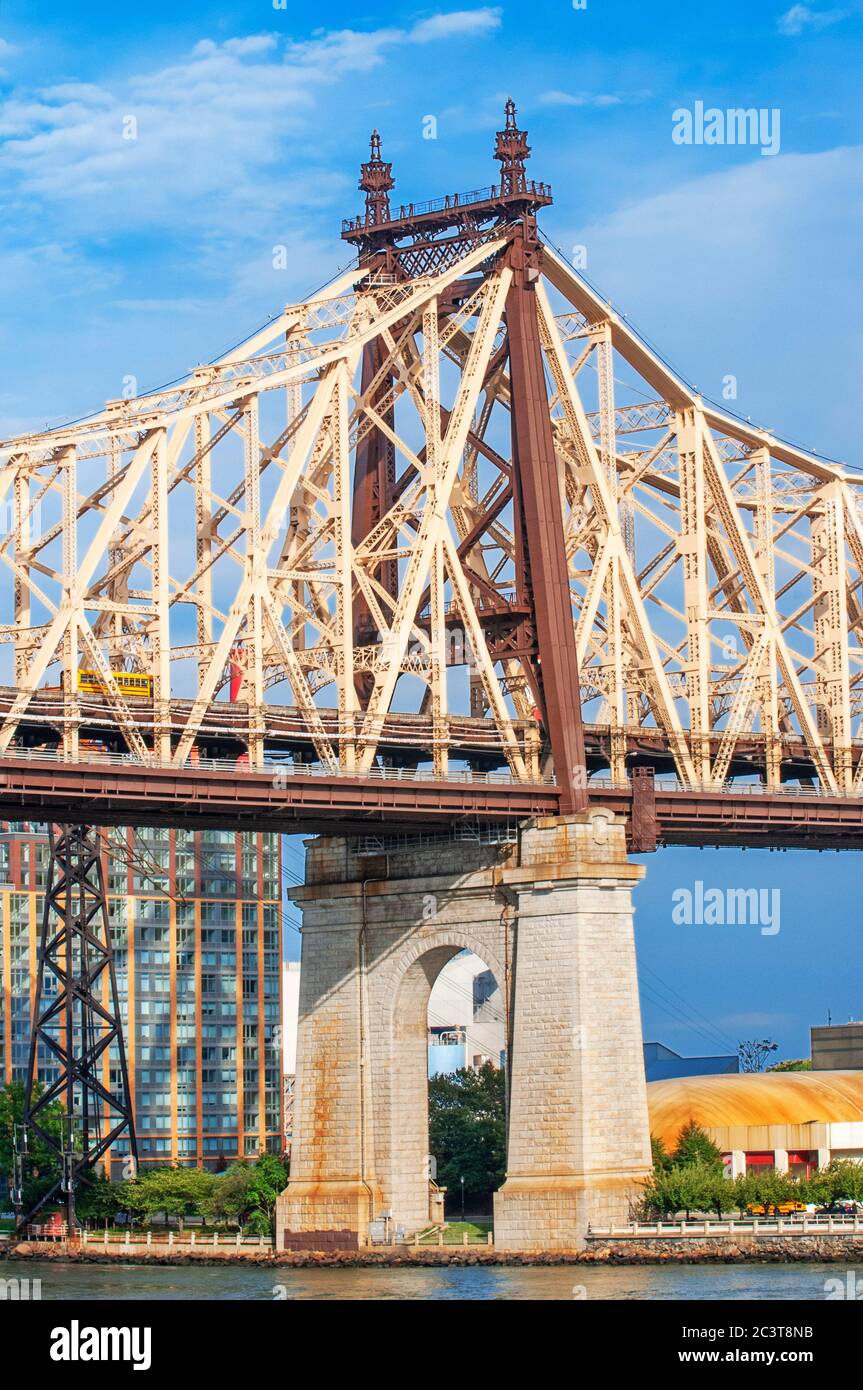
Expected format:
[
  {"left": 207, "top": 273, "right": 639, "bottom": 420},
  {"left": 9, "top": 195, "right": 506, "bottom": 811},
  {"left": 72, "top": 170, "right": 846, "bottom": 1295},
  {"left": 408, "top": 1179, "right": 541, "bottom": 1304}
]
[
  {"left": 8, "top": 1234, "right": 863, "bottom": 1267},
  {"left": 584, "top": 1235, "right": 863, "bottom": 1263}
]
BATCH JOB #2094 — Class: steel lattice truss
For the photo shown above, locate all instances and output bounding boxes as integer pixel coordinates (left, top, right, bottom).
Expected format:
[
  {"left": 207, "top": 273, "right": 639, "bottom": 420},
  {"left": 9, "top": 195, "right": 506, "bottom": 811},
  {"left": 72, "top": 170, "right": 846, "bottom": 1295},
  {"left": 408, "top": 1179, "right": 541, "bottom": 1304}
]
[
  {"left": 22, "top": 823, "right": 137, "bottom": 1230},
  {"left": 1, "top": 137, "right": 861, "bottom": 801}
]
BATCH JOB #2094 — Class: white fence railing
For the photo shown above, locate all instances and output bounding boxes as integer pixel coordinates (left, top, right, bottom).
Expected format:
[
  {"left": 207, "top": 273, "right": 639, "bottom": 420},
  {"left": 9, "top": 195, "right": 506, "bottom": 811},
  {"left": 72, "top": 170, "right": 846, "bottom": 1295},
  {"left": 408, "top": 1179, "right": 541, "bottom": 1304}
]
[
  {"left": 399, "top": 1229, "right": 494, "bottom": 1247},
  {"left": 26, "top": 1227, "right": 271, "bottom": 1250},
  {"left": 589, "top": 1215, "right": 863, "bottom": 1239},
  {"left": 22, "top": 1226, "right": 494, "bottom": 1250}
]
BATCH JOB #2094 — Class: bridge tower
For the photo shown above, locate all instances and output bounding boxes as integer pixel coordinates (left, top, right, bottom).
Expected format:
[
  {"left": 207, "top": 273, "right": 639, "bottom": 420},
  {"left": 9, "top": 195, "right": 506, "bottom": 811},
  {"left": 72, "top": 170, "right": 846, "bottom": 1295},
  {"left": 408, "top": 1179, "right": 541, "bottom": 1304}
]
[
  {"left": 346, "top": 104, "right": 588, "bottom": 814},
  {"left": 276, "top": 105, "right": 653, "bottom": 1251}
]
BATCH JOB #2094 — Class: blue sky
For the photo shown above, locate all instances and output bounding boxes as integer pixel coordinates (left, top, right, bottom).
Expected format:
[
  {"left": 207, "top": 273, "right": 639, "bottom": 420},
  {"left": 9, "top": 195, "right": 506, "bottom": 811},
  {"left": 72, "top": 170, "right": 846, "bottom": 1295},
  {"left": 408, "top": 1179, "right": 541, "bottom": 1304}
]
[{"left": 2, "top": 0, "right": 862, "bottom": 1056}]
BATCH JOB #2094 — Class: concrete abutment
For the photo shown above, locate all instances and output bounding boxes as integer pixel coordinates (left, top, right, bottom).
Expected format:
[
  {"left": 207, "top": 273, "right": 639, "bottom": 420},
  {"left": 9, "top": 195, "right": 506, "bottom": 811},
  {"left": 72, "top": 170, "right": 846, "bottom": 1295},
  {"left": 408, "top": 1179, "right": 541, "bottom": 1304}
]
[{"left": 276, "top": 810, "right": 652, "bottom": 1252}]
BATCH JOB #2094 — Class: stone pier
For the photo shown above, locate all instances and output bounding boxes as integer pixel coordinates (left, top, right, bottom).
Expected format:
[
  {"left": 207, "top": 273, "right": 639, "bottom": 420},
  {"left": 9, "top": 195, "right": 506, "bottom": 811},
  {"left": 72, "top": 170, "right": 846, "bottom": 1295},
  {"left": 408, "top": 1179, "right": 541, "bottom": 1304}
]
[{"left": 276, "top": 809, "right": 652, "bottom": 1252}]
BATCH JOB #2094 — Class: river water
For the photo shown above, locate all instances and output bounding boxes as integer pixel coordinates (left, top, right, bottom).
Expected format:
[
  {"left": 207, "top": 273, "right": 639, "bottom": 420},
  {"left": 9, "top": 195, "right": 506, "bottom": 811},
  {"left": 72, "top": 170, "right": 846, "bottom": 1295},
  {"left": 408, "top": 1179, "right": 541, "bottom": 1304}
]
[{"left": 1, "top": 1258, "right": 856, "bottom": 1300}]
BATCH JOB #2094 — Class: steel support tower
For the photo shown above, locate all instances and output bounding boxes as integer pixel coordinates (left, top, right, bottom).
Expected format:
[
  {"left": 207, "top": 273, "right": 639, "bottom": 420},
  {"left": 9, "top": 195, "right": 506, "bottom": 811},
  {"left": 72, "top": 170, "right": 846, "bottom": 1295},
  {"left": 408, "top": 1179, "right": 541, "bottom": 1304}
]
[{"left": 17, "top": 824, "right": 137, "bottom": 1235}]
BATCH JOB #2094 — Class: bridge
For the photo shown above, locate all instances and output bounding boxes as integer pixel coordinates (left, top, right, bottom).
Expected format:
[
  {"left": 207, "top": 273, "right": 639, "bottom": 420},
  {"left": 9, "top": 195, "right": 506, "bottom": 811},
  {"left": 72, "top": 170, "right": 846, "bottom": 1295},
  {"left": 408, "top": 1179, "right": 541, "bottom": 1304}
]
[{"left": 5, "top": 101, "right": 861, "bottom": 1250}]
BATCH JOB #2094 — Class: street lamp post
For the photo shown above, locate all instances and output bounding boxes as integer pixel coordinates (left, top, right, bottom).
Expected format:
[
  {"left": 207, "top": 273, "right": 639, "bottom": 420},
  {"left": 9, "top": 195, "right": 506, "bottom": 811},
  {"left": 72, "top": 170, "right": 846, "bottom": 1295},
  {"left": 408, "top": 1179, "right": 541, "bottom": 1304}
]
[{"left": 460, "top": 1175, "right": 465, "bottom": 1221}]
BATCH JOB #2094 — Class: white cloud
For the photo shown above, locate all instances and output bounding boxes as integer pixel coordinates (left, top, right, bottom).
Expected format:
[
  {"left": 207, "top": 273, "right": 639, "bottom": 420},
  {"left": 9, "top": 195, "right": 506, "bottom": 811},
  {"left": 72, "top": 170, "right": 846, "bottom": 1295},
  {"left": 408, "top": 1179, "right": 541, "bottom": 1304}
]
[
  {"left": 564, "top": 144, "right": 863, "bottom": 462},
  {"left": 1, "top": 42, "right": 316, "bottom": 216},
  {"left": 410, "top": 8, "right": 502, "bottom": 41},
  {"left": 278, "top": 26, "right": 404, "bottom": 76},
  {"left": 778, "top": 4, "right": 849, "bottom": 35},
  {"left": 220, "top": 36, "right": 279, "bottom": 56},
  {"left": 720, "top": 1013, "right": 792, "bottom": 1031},
  {"left": 0, "top": 16, "right": 502, "bottom": 224},
  {"left": 40, "top": 82, "right": 114, "bottom": 105},
  {"left": 0, "top": 240, "right": 118, "bottom": 297},
  {"left": 0, "top": 14, "right": 506, "bottom": 425},
  {"left": 0, "top": 36, "right": 17, "bottom": 76},
  {"left": 539, "top": 90, "right": 624, "bottom": 108},
  {"left": 112, "top": 297, "right": 210, "bottom": 314}
]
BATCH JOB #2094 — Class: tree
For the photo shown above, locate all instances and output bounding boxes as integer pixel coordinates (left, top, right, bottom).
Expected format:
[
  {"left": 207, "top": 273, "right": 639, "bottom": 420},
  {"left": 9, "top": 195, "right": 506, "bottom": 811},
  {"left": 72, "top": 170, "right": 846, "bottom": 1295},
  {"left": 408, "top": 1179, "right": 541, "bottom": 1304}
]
[
  {"left": 813, "top": 1159, "right": 863, "bottom": 1204},
  {"left": 703, "top": 1169, "right": 738, "bottom": 1217},
  {"left": 642, "top": 1163, "right": 738, "bottom": 1220},
  {"left": 205, "top": 1164, "right": 255, "bottom": 1228},
  {"left": 768, "top": 1058, "right": 812, "bottom": 1072},
  {"left": 205, "top": 1153, "right": 288, "bottom": 1230},
  {"left": 123, "top": 1166, "right": 216, "bottom": 1230},
  {"left": 245, "top": 1152, "right": 289, "bottom": 1221},
  {"left": 651, "top": 1133, "right": 672, "bottom": 1172},
  {"left": 671, "top": 1120, "right": 723, "bottom": 1172},
  {"left": 428, "top": 1064, "right": 506, "bottom": 1206},
  {"left": 731, "top": 1172, "right": 766, "bottom": 1214},
  {"left": 642, "top": 1119, "right": 736, "bottom": 1219},
  {"left": 0, "top": 1081, "right": 66, "bottom": 1212},
  {"left": 245, "top": 1207, "right": 272, "bottom": 1236},
  {"left": 732, "top": 1169, "right": 810, "bottom": 1213},
  {"left": 738, "top": 1039, "right": 778, "bottom": 1072},
  {"left": 642, "top": 1165, "right": 706, "bottom": 1219},
  {"left": 75, "top": 1172, "right": 119, "bottom": 1224}
]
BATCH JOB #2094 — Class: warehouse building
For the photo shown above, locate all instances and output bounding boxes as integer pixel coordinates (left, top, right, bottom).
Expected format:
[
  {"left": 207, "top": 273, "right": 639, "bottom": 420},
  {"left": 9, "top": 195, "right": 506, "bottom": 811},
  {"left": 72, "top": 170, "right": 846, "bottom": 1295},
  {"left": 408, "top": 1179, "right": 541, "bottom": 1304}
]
[{"left": 648, "top": 1070, "right": 863, "bottom": 1178}]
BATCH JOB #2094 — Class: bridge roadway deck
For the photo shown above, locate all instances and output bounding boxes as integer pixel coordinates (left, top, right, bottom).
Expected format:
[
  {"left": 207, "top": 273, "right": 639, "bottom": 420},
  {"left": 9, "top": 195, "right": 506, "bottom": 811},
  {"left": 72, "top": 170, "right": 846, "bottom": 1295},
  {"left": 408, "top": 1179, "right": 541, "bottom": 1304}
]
[
  {"left": 0, "top": 751, "right": 862, "bottom": 848},
  {"left": 0, "top": 686, "right": 849, "bottom": 786}
]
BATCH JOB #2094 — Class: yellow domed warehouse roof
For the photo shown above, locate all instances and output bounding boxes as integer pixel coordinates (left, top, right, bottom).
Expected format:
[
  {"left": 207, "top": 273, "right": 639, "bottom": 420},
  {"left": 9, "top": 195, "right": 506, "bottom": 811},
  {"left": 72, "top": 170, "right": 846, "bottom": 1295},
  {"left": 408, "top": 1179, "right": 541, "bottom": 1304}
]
[{"left": 648, "top": 1071, "right": 863, "bottom": 1150}]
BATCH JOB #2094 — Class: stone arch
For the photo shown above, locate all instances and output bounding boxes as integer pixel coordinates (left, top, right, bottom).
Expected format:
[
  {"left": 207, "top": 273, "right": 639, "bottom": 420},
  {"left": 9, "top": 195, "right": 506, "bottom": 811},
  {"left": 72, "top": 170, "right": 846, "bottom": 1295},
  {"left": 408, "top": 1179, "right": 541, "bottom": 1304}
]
[
  {"left": 385, "top": 924, "right": 508, "bottom": 1010},
  {"left": 379, "top": 927, "right": 508, "bottom": 1232}
]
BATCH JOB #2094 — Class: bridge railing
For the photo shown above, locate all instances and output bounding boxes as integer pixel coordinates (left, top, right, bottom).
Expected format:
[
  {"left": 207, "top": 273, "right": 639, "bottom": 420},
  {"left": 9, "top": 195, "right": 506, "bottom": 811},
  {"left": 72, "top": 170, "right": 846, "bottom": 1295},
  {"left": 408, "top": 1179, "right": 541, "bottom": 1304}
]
[
  {"left": 0, "top": 742, "right": 557, "bottom": 786},
  {"left": 589, "top": 775, "right": 859, "bottom": 800},
  {"left": 342, "top": 180, "right": 553, "bottom": 233},
  {"left": 4, "top": 743, "right": 861, "bottom": 799}
]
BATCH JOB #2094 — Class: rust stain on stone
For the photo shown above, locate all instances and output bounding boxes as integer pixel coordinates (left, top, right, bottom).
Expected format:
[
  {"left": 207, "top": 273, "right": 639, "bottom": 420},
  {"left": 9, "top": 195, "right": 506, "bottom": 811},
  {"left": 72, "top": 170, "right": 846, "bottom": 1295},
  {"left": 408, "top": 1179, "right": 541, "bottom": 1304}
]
[{"left": 309, "top": 1031, "right": 336, "bottom": 1185}]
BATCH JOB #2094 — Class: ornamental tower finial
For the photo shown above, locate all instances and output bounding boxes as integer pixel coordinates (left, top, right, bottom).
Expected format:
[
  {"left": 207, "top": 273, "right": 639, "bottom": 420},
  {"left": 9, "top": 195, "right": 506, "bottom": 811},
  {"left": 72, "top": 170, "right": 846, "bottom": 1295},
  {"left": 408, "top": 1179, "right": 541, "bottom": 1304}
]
[
  {"left": 359, "top": 129, "right": 395, "bottom": 227},
  {"left": 494, "top": 97, "right": 531, "bottom": 196}
]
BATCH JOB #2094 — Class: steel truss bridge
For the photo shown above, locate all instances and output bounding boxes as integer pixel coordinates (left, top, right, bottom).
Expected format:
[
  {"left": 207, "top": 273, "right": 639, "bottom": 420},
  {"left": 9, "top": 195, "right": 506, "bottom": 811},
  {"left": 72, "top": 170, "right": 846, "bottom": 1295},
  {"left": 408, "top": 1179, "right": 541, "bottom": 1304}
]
[
  {"left": 1, "top": 102, "right": 863, "bottom": 852},
  {"left": 7, "top": 99, "right": 863, "bottom": 1236}
]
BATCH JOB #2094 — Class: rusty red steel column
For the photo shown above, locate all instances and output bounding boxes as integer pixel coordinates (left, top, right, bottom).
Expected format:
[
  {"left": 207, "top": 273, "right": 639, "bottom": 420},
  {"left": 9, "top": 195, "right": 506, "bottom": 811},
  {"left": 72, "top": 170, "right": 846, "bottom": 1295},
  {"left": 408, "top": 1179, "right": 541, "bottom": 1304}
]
[
  {"left": 348, "top": 131, "right": 399, "bottom": 702},
  {"left": 351, "top": 337, "right": 397, "bottom": 678},
  {"left": 506, "top": 228, "right": 588, "bottom": 813},
  {"left": 629, "top": 766, "right": 658, "bottom": 853}
]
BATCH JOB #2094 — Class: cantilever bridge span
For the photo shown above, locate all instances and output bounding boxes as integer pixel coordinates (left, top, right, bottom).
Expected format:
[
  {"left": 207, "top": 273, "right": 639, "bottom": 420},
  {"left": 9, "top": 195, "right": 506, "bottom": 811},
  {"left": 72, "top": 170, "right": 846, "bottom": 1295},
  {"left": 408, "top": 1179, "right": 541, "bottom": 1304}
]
[
  {"left": 5, "top": 102, "right": 863, "bottom": 1250},
  {"left": 2, "top": 110, "right": 863, "bottom": 848}
]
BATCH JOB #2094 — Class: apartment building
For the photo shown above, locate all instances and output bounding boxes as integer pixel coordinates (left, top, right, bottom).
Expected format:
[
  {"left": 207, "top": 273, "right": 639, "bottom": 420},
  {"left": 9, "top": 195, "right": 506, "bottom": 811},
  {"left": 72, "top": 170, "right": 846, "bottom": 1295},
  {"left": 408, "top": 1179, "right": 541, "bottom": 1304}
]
[
  {"left": 0, "top": 822, "right": 283, "bottom": 1173},
  {"left": 427, "top": 951, "right": 505, "bottom": 1076}
]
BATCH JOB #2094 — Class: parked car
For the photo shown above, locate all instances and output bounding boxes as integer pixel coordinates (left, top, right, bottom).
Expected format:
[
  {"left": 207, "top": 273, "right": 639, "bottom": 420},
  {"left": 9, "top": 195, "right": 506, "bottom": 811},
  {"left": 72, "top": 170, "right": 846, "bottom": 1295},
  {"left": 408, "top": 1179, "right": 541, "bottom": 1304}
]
[{"left": 818, "top": 1199, "right": 863, "bottom": 1216}]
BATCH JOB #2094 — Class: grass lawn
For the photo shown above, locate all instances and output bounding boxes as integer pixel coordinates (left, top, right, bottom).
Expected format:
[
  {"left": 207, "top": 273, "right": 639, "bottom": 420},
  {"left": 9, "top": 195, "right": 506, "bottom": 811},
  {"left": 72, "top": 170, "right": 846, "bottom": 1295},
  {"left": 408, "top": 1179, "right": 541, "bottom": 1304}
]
[{"left": 419, "top": 1219, "right": 492, "bottom": 1244}]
